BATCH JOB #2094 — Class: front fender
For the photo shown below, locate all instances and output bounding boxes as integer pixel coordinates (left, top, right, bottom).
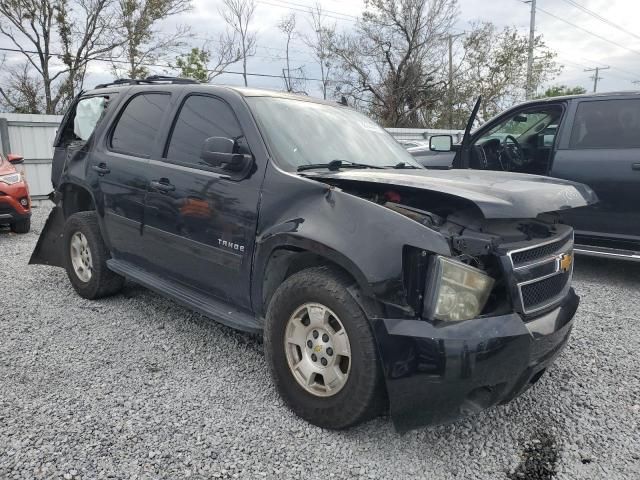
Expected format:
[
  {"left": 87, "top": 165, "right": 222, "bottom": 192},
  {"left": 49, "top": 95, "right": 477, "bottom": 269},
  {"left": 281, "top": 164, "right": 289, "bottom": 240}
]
[{"left": 253, "top": 167, "right": 452, "bottom": 317}]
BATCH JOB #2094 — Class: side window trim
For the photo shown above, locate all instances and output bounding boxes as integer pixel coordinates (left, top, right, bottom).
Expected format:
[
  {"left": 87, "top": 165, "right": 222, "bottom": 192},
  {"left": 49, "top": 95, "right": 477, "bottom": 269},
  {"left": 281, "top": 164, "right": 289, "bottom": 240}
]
[
  {"left": 161, "top": 93, "right": 246, "bottom": 171},
  {"left": 107, "top": 91, "right": 171, "bottom": 159}
]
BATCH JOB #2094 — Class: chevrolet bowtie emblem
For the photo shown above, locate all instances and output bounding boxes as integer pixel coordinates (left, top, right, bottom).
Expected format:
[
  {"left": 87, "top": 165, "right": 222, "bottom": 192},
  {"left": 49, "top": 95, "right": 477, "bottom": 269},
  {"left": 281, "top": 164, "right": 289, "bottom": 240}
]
[{"left": 559, "top": 253, "right": 573, "bottom": 272}]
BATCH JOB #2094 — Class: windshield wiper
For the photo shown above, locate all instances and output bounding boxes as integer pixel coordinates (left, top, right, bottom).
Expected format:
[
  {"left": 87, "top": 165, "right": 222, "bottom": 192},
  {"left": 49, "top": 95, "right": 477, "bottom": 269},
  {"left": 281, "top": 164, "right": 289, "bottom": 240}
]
[{"left": 297, "top": 159, "right": 384, "bottom": 172}]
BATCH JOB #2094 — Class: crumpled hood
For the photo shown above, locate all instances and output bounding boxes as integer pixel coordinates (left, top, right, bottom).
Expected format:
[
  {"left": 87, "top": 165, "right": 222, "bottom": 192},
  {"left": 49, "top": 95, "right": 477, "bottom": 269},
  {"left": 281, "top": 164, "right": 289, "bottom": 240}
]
[{"left": 309, "top": 169, "right": 598, "bottom": 219}]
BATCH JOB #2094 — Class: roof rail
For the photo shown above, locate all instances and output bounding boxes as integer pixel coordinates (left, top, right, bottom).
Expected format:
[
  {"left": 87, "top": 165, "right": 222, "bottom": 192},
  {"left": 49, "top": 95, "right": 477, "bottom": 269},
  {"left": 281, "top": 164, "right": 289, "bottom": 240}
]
[{"left": 94, "top": 75, "right": 199, "bottom": 89}]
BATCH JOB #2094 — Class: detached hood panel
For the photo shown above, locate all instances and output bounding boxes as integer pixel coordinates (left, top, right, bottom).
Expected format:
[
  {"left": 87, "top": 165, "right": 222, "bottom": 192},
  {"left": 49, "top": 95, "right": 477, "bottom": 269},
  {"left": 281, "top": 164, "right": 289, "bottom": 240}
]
[{"left": 310, "top": 169, "right": 598, "bottom": 219}]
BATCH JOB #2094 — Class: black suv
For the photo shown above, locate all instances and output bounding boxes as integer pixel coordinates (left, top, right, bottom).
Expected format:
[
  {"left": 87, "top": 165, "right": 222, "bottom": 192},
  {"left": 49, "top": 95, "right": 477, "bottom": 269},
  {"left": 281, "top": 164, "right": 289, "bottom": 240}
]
[
  {"left": 415, "top": 92, "right": 640, "bottom": 261},
  {"left": 32, "top": 77, "right": 595, "bottom": 431}
]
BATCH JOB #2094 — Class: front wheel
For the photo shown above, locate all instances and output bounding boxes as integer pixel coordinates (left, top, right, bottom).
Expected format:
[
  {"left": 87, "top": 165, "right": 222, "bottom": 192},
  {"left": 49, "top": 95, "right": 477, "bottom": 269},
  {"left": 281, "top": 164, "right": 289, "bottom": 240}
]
[
  {"left": 63, "top": 211, "right": 124, "bottom": 299},
  {"left": 264, "top": 266, "right": 385, "bottom": 429}
]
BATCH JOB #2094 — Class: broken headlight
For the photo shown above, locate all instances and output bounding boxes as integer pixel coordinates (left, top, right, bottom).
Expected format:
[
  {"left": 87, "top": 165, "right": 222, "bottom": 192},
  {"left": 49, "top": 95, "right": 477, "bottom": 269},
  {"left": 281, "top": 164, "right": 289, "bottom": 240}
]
[{"left": 424, "top": 256, "right": 495, "bottom": 322}]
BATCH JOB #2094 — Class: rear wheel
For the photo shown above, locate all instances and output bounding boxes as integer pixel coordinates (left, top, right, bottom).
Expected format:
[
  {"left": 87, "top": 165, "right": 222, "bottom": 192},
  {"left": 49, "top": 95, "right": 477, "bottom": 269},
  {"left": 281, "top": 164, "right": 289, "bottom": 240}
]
[
  {"left": 264, "top": 266, "right": 385, "bottom": 429},
  {"left": 63, "top": 211, "right": 124, "bottom": 299},
  {"left": 10, "top": 217, "right": 30, "bottom": 234}
]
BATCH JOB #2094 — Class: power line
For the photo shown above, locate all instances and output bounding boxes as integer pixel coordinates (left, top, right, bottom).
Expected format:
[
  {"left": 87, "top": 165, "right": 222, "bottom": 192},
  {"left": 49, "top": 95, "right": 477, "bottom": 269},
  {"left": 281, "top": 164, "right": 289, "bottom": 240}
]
[
  {"left": 531, "top": 2, "right": 640, "bottom": 58},
  {"left": 256, "top": 0, "right": 356, "bottom": 23},
  {"left": 558, "top": 0, "right": 640, "bottom": 43},
  {"left": 0, "top": 46, "right": 335, "bottom": 83}
]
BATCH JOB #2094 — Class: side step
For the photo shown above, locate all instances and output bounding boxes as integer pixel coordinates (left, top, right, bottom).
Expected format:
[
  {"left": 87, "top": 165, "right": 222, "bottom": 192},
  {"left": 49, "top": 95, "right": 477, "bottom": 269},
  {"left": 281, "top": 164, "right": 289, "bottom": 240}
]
[
  {"left": 574, "top": 244, "right": 640, "bottom": 262},
  {"left": 107, "top": 259, "right": 262, "bottom": 334}
]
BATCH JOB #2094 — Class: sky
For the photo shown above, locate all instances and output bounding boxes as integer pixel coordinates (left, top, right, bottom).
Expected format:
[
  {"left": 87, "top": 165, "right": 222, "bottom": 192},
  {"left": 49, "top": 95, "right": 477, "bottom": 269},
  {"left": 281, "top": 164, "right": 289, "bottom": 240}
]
[{"left": 3, "top": 0, "right": 640, "bottom": 101}]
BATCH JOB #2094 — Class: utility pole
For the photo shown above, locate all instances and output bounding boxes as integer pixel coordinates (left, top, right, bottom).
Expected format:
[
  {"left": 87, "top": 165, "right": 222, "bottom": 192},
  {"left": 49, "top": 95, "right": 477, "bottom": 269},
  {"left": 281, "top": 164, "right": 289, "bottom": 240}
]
[
  {"left": 525, "top": 0, "right": 537, "bottom": 99},
  {"left": 447, "top": 33, "right": 464, "bottom": 129},
  {"left": 584, "top": 66, "right": 610, "bottom": 92}
]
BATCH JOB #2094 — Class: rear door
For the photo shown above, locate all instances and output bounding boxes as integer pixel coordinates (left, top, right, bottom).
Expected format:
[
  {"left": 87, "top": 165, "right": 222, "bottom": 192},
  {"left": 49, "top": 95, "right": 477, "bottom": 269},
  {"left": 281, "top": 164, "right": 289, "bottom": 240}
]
[
  {"left": 550, "top": 98, "right": 640, "bottom": 244},
  {"left": 93, "top": 91, "right": 172, "bottom": 264},
  {"left": 141, "top": 93, "right": 262, "bottom": 307}
]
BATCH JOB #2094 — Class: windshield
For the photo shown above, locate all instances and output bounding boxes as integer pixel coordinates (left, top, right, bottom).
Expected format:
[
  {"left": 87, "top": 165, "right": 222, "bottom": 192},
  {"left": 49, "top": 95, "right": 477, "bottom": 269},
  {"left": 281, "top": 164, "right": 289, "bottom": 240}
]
[{"left": 246, "top": 97, "right": 421, "bottom": 171}]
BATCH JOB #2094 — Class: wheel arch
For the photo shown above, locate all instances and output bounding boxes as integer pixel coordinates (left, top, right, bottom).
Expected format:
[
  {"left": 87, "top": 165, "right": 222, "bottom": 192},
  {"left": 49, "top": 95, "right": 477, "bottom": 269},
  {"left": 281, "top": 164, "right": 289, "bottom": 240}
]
[
  {"left": 254, "top": 237, "right": 381, "bottom": 320},
  {"left": 59, "top": 182, "right": 97, "bottom": 219}
]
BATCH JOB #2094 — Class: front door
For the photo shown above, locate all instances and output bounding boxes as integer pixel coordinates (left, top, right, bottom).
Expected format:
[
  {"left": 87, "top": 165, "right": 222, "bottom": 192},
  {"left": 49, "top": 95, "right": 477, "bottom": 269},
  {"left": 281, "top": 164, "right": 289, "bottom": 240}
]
[
  {"left": 550, "top": 98, "right": 640, "bottom": 245},
  {"left": 142, "top": 94, "right": 262, "bottom": 307}
]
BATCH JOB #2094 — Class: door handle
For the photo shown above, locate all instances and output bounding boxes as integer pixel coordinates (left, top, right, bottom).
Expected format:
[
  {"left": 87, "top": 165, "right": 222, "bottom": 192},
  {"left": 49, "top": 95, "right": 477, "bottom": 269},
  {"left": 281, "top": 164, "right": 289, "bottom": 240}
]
[
  {"left": 632, "top": 163, "right": 640, "bottom": 171},
  {"left": 150, "top": 179, "right": 175, "bottom": 193},
  {"left": 92, "top": 163, "right": 110, "bottom": 175}
]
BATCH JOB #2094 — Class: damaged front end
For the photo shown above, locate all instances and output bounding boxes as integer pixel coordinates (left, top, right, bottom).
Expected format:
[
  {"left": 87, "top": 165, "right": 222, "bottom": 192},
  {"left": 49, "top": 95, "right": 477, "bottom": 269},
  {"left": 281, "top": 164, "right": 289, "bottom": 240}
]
[{"left": 305, "top": 169, "right": 591, "bottom": 431}]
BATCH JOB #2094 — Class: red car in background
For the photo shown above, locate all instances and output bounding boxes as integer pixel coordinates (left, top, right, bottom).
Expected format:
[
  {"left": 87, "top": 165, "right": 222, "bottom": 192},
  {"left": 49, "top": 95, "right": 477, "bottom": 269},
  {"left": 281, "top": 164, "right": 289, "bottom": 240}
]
[{"left": 0, "top": 153, "right": 31, "bottom": 233}]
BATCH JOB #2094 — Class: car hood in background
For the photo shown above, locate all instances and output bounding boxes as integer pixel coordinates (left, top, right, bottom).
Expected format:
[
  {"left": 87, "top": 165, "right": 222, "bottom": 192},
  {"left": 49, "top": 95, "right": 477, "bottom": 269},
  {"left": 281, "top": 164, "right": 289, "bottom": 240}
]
[{"left": 307, "top": 169, "right": 598, "bottom": 219}]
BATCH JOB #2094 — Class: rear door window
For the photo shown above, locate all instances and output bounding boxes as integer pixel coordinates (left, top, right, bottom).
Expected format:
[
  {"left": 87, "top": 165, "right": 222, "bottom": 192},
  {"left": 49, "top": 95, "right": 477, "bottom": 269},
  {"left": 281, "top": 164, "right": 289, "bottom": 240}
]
[
  {"left": 110, "top": 93, "right": 170, "bottom": 157},
  {"left": 569, "top": 99, "right": 640, "bottom": 149}
]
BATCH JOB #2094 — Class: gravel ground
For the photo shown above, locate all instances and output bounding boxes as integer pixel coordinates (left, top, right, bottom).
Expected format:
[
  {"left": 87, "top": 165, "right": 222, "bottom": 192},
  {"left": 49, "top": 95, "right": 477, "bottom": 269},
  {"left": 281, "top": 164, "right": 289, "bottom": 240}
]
[{"left": 1, "top": 205, "right": 638, "bottom": 480}]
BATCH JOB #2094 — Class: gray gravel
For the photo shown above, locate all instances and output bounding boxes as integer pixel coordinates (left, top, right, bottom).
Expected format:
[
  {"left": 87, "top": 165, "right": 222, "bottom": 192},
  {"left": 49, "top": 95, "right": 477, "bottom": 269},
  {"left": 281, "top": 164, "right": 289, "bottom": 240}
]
[{"left": 1, "top": 205, "right": 639, "bottom": 480}]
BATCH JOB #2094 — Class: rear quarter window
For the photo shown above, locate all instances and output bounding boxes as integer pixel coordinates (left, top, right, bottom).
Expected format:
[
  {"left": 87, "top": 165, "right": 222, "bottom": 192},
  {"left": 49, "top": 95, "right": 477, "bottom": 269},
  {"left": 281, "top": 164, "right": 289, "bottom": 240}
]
[{"left": 569, "top": 99, "right": 640, "bottom": 149}]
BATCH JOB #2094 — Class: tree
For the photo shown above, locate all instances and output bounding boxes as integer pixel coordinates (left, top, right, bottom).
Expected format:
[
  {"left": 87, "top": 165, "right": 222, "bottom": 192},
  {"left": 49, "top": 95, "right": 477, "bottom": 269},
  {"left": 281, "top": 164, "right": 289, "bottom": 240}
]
[
  {"left": 174, "top": 37, "right": 243, "bottom": 82},
  {"left": 111, "top": 0, "right": 192, "bottom": 79},
  {"left": 0, "top": 62, "right": 44, "bottom": 113},
  {"left": 331, "top": 0, "right": 458, "bottom": 127},
  {"left": 451, "top": 23, "right": 560, "bottom": 123},
  {"left": 0, "top": 0, "right": 123, "bottom": 114},
  {"left": 278, "top": 13, "right": 306, "bottom": 93},
  {"left": 303, "top": 3, "right": 336, "bottom": 100},
  {"left": 220, "top": 0, "right": 256, "bottom": 87},
  {"left": 538, "top": 85, "right": 587, "bottom": 98}
]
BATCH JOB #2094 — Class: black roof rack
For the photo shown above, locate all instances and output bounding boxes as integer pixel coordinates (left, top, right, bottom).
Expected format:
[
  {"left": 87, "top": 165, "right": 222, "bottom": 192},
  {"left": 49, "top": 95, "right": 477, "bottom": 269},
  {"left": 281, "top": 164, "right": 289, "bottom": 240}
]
[{"left": 94, "top": 75, "right": 199, "bottom": 89}]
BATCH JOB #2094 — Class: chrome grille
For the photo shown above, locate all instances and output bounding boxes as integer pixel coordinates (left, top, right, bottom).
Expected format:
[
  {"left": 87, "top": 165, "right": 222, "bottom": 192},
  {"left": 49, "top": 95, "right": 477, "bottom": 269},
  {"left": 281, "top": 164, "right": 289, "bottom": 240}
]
[
  {"left": 511, "top": 238, "right": 570, "bottom": 266},
  {"left": 520, "top": 270, "right": 572, "bottom": 311},
  {"left": 508, "top": 233, "right": 574, "bottom": 315}
]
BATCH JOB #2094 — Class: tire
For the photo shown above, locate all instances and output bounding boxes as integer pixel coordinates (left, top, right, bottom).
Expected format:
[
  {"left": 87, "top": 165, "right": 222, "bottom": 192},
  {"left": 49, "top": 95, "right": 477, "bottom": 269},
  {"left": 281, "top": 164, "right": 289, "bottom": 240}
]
[
  {"left": 10, "top": 217, "right": 30, "bottom": 233},
  {"left": 63, "top": 211, "right": 124, "bottom": 299},
  {"left": 264, "top": 266, "right": 385, "bottom": 429}
]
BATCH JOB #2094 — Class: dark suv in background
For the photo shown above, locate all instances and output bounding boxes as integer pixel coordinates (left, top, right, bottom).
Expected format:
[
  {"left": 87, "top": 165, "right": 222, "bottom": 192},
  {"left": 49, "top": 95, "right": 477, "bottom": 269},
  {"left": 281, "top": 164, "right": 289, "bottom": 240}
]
[
  {"left": 31, "top": 77, "right": 595, "bottom": 431},
  {"left": 415, "top": 92, "right": 640, "bottom": 261}
]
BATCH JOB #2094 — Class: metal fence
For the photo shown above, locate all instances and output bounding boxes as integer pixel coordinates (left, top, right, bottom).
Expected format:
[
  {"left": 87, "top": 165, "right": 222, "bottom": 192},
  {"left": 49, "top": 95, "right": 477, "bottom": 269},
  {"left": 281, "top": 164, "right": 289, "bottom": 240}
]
[
  {"left": 386, "top": 128, "right": 464, "bottom": 144},
  {"left": 0, "top": 113, "right": 63, "bottom": 200},
  {"left": 0, "top": 113, "right": 464, "bottom": 200}
]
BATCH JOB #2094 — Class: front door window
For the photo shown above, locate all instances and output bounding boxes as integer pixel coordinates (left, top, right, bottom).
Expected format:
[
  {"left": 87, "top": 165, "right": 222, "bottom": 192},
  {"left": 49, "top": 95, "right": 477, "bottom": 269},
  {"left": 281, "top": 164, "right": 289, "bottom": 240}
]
[{"left": 472, "top": 106, "right": 563, "bottom": 174}]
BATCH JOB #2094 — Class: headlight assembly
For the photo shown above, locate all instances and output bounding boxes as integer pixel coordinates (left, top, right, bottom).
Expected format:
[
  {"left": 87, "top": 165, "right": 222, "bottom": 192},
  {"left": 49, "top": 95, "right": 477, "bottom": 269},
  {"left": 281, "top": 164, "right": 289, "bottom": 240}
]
[
  {"left": 424, "top": 256, "right": 495, "bottom": 322},
  {"left": 0, "top": 173, "right": 22, "bottom": 185}
]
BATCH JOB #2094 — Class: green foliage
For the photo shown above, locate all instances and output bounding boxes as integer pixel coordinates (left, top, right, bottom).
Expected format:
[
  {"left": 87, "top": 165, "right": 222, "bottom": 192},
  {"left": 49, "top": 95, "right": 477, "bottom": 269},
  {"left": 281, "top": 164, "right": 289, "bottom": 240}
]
[
  {"left": 175, "top": 48, "right": 211, "bottom": 82},
  {"left": 537, "top": 85, "right": 587, "bottom": 98}
]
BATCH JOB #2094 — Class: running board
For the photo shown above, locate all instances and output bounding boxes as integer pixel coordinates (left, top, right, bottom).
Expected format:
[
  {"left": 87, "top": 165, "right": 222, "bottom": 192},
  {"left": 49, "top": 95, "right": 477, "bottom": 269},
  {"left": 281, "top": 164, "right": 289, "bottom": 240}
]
[
  {"left": 574, "top": 244, "right": 640, "bottom": 262},
  {"left": 106, "top": 259, "right": 262, "bottom": 334}
]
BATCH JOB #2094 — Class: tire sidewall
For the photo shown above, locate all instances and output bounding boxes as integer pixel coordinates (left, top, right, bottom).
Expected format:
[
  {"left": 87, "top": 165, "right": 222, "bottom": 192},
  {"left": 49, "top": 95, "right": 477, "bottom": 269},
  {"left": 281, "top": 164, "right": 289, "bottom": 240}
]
[{"left": 63, "top": 214, "right": 102, "bottom": 298}]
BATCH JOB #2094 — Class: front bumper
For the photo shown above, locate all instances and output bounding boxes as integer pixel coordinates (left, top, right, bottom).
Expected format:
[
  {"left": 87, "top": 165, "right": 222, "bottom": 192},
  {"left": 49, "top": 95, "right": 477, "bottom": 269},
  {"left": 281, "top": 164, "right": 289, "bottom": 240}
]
[
  {"left": 0, "top": 190, "right": 31, "bottom": 224},
  {"left": 373, "top": 288, "right": 579, "bottom": 431}
]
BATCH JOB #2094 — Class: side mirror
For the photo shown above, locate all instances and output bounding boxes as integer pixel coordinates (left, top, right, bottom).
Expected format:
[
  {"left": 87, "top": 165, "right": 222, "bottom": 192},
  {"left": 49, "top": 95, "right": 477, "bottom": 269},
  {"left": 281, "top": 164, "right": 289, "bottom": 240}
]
[
  {"left": 200, "top": 136, "right": 253, "bottom": 173},
  {"left": 429, "top": 135, "right": 453, "bottom": 152},
  {"left": 7, "top": 153, "right": 24, "bottom": 164}
]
